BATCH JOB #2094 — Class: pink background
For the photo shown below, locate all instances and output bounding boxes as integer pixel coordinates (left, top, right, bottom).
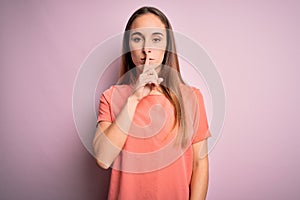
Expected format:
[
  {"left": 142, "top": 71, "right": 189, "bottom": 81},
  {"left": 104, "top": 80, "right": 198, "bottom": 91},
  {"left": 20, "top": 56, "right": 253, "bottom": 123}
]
[{"left": 1, "top": 0, "right": 299, "bottom": 199}]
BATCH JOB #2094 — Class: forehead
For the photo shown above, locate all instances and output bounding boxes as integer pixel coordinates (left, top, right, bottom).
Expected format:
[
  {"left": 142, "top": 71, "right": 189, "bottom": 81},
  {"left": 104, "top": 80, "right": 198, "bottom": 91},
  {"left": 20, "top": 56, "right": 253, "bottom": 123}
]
[
  {"left": 130, "top": 13, "right": 166, "bottom": 30},
  {"left": 129, "top": 27, "right": 166, "bottom": 37}
]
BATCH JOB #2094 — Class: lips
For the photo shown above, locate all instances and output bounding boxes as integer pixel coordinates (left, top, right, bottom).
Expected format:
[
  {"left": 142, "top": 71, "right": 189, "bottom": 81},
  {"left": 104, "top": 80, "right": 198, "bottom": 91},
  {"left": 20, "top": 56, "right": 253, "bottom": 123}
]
[{"left": 141, "top": 58, "right": 154, "bottom": 60}]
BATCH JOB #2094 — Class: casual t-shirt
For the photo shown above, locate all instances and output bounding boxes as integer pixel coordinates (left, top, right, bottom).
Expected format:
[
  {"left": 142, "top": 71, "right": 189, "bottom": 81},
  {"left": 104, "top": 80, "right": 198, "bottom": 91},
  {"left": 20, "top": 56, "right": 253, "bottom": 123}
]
[{"left": 97, "top": 84, "right": 210, "bottom": 200}]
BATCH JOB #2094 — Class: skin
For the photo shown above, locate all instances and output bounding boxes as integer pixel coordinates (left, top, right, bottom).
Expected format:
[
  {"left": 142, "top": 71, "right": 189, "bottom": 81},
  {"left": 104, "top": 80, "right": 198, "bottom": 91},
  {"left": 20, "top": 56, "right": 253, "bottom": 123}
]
[
  {"left": 129, "top": 13, "right": 166, "bottom": 68},
  {"left": 129, "top": 13, "right": 166, "bottom": 96},
  {"left": 93, "top": 13, "right": 209, "bottom": 200}
]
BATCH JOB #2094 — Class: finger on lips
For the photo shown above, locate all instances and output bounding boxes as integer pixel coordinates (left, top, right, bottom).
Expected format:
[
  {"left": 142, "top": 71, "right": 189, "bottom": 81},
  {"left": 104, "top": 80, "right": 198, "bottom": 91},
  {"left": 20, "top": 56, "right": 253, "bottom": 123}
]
[
  {"left": 143, "top": 54, "right": 151, "bottom": 73},
  {"left": 140, "top": 53, "right": 163, "bottom": 87}
]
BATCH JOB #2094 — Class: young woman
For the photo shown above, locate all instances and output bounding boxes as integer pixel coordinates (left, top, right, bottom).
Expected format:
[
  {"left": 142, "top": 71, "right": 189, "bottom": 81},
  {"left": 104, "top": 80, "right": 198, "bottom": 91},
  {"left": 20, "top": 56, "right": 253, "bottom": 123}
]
[{"left": 93, "top": 6, "right": 211, "bottom": 200}]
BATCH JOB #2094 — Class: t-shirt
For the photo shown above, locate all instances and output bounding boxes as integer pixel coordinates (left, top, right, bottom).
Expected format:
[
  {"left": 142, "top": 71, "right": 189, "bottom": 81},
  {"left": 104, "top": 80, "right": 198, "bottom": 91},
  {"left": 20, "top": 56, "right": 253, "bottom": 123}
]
[{"left": 97, "top": 84, "right": 210, "bottom": 200}]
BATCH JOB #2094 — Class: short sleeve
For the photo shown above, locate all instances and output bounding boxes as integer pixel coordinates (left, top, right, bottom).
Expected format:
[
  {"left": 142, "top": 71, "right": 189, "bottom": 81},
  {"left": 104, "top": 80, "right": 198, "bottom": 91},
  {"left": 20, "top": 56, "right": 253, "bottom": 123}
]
[
  {"left": 97, "top": 87, "right": 113, "bottom": 124},
  {"left": 192, "top": 88, "right": 211, "bottom": 144}
]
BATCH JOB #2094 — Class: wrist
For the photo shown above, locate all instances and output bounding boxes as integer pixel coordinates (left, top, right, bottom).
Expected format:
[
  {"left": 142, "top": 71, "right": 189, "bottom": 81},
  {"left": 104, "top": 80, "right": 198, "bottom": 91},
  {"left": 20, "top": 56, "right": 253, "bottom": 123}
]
[{"left": 127, "top": 94, "right": 139, "bottom": 105}]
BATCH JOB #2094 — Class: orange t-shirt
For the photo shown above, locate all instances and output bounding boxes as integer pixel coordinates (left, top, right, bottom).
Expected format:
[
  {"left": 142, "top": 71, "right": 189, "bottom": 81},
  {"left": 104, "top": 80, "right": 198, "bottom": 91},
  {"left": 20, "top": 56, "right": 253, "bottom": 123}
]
[{"left": 97, "top": 84, "right": 210, "bottom": 200}]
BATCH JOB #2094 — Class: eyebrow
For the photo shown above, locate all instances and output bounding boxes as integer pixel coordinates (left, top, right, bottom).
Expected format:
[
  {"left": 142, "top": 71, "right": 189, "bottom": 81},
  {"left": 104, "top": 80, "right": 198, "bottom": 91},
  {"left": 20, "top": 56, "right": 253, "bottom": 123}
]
[
  {"left": 152, "top": 32, "right": 164, "bottom": 36},
  {"left": 130, "top": 32, "right": 164, "bottom": 37},
  {"left": 131, "top": 32, "right": 143, "bottom": 37}
]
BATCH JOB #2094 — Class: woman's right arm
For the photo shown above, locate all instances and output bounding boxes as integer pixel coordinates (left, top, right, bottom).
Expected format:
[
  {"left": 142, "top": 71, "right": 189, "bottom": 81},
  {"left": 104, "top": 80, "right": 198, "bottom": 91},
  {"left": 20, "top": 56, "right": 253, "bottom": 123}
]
[
  {"left": 93, "top": 95, "right": 139, "bottom": 169},
  {"left": 93, "top": 55, "right": 161, "bottom": 169}
]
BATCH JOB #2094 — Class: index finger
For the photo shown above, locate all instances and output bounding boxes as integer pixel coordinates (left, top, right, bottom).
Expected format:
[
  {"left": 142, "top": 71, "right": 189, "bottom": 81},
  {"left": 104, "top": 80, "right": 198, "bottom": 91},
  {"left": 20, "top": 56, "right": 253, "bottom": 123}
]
[{"left": 143, "top": 54, "right": 151, "bottom": 73}]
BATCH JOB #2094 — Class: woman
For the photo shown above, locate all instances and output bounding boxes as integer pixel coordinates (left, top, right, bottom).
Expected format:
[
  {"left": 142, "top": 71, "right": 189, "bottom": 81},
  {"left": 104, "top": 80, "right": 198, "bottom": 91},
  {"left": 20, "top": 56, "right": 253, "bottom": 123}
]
[{"left": 93, "top": 6, "right": 210, "bottom": 200}]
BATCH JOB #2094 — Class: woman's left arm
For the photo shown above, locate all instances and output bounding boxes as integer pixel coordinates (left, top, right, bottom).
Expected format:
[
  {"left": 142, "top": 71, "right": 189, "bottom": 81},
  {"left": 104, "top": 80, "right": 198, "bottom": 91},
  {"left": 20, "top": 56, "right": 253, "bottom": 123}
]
[{"left": 190, "top": 139, "right": 209, "bottom": 200}]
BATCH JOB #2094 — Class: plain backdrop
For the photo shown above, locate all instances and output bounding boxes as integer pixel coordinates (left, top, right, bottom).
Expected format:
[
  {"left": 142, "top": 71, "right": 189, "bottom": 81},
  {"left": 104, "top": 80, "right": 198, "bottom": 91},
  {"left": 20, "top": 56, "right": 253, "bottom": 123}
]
[{"left": 0, "top": 1, "right": 299, "bottom": 199}]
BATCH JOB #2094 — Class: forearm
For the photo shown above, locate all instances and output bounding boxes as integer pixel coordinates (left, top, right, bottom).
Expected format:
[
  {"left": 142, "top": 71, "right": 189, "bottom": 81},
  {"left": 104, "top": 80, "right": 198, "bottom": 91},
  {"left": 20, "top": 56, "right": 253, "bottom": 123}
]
[
  {"left": 190, "top": 156, "right": 209, "bottom": 200},
  {"left": 93, "top": 95, "right": 139, "bottom": 168}
]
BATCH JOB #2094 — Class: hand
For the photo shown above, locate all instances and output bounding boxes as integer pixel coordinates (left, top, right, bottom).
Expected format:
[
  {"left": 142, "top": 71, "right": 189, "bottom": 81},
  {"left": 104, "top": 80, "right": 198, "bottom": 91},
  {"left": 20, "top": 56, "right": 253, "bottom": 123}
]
[{"left": 131, "top": 55, "right": 163, "bottom": 101}]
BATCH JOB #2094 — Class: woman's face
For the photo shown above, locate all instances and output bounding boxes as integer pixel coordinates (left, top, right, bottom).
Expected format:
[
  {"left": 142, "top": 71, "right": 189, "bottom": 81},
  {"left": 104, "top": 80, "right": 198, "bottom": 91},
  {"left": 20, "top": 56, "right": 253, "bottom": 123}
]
[{"left": 129, "top": 13, "right": 167, "bottom": 68}]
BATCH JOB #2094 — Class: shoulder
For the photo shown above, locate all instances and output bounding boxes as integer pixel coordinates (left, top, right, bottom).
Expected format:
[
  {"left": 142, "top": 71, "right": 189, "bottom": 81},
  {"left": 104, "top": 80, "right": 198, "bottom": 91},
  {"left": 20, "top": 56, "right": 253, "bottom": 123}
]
[
  {"left": 102, "top": 84, "right": 132, "bottom": 94},
  {"left": 179, "top": 84, "right": 204, "bottom": 100}
]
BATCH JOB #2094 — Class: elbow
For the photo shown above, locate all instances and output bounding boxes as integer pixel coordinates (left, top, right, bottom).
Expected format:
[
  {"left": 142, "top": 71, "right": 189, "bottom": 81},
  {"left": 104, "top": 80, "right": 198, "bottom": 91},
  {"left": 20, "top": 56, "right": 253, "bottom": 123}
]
[
  {"left": 93, "top": 139, "right": 112, "bottom": 170},
  {"left": 92, "top": 131, "right": 120, "bottom": 170},
  {"left": 193, "top": 155, "right": 209, "bottom": 171},
  {"left": 93, "top": 133, "right": 108, "bottom": 169},
  {"left": 93, "top": 144, "right": 112, "bottom": 170},
  {"left": 96, "top": 159, "right": 110, "bottom": 170}
]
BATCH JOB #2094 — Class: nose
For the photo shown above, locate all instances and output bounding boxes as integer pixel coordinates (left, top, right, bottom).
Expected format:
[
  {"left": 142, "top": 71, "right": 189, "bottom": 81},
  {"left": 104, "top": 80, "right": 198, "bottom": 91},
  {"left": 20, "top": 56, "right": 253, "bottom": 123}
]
[
  {"left": 143, "top": 48, "right": 151, "bottom": 54},
  {"left": 142, "top": 40, "right": 152, "bottom": 54}
]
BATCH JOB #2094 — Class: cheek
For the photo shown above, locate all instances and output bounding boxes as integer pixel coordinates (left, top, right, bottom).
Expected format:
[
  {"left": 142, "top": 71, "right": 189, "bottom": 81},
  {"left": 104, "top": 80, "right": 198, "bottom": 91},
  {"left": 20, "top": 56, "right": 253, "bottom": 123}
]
[
  {"left": 155, "top": 50, "right": 165, "bottom": 62},
  {"left": 130, "top": 50, "right": 141, "bottom": 65}
]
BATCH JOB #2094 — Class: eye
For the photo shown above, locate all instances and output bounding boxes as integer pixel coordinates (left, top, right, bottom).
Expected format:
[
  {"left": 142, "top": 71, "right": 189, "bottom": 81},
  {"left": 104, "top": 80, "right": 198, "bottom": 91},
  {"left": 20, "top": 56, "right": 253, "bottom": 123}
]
[
  {"left": 131, "top": 37, "right": 142, "bottom": 43},
  {"left": 153, "top": 38, "right": 161, "bottom": 43}
]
